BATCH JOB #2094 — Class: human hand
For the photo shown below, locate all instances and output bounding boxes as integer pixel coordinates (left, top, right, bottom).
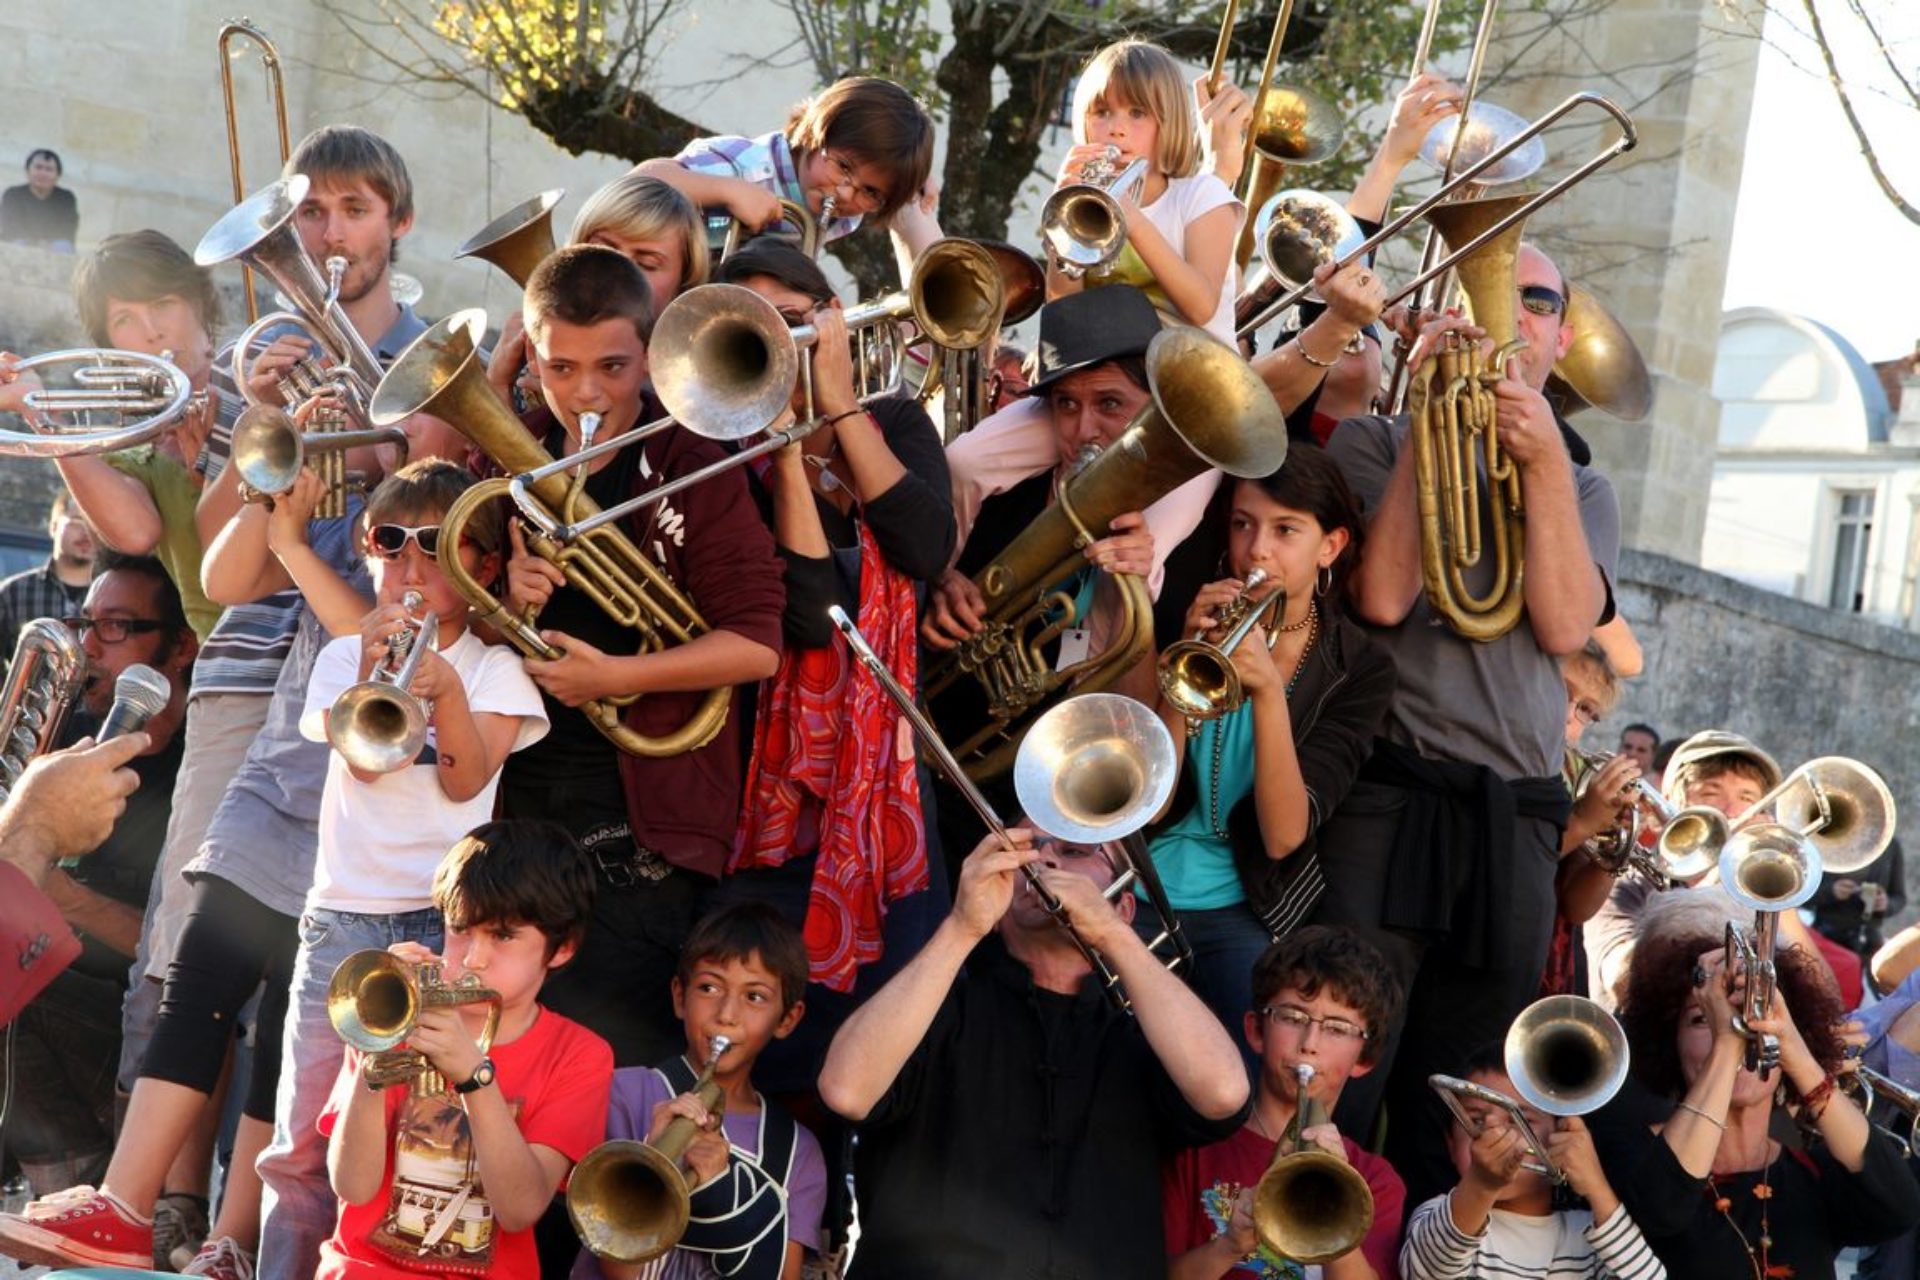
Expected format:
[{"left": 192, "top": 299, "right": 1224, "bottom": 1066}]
[
  {"left": 1312, "top": 259, "right": 1387, "bottom": 332},
  {"left": 1085, "top": 510, "right": 1154, "bottom": 578},
  {"left": 724, "top": 181, "right": 785, "bottom": 232},
  {"left": 807, "top": 302, "right": 859, "bottom": 419},
  {"left": 265, "top": 468, "right": 326, "bottom": 552},
  {"left": 1222, "top": 1186, "right": 1259, "bottom": 1259},
  {"left": 1831, "top": 878, "right": 1859, "bottom": 901},
  {"left": 1545, "top": 1116, "right": 1609, "bottom": 1203},
  {"left": 406, "top": 1003, "right": 486, "bottom": 1084},
  {"left": 1034, "top": 860, "right": 1128, "bottom": 952},
  {"left": 242, "top": 334, "right": 313, "bottom": 405},
  {"left": 486, "top": 312, "right": 531, "bottom": 404},
  {"left": 921, "top": 568, "right": 986, "bottom": 650},
  {"left": 1194, "top": 77, "right": 1253, "bottom": 187},
  {"left": 1181, "top": 578, "right": 1249, "bottom": 642},
  {"left": 1401, "top": 311, "right": 1484, "bottom": 374},
  {"left": 1300, "top": 1119, "right": 1349, "bottom": 1162},
  {"left": 525, "top": 630, "right": 621, "bottom": 707},
  {"left": 1491, "top": 363, "right": 1566, "bottom": 470},
  {"left": 1057, "top": 142, "right": 1119, "bottom": 190},
  {"left": 358, "top": 602, "right": 417, "bottom": 678},
  {"left": 0, "top": 734, "right": 148, "bottom": 871},
  {"left": 953, "top": 827, "right": 1039, "bottom": 941},
  {"left": 505, "top": 522, "right": 566, "bottom": 617},
  {"left": 405, "top": 647, "right": 459, "bottom": 705},
  {"left": 1380, "top": 72, "right": 1463, "bottom": 169},
  {"left": 1464, "top": 1116, "right": 1528, "bottom": 1191},
  {"left": 0, "top": 352, "right": 46, "bottom": 421},
  {"left": 646, "top": 1092, "right": 731, "bottom": 1184},
  {"left": 164, "top": 387, "right": 218, "bottom": 476}
]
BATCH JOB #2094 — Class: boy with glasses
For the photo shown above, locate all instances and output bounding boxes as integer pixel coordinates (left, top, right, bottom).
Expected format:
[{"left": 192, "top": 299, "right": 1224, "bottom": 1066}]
[{"left": 1164, "top": 925, "right": 1406, "bottom": 1280}]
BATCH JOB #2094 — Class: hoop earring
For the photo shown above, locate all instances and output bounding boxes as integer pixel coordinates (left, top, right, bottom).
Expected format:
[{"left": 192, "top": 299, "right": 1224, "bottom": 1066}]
[{"left": 1316, "top": 564, "right": 1333, "bottom": 597}]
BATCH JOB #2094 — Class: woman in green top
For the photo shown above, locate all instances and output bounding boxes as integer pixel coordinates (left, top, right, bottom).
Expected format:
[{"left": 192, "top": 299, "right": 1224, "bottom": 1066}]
[{"left": 1147, "top": 445, "right": 1397, "bottom": 1033}]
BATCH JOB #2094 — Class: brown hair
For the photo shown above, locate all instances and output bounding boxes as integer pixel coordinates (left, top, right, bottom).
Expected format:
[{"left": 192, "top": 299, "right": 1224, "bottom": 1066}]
[
  {"left": 1672, "top": 754, "right": 1774, "bottom": 800},
  {"left": 434, "top": 820, "right": 595, "bottom": 959},
  {"left": 1071, "top": 40, "right": 1204, "bottom": 180},
  {"left": 284, "top": 125, "right": 414, "bottom": 227},
  {"left": 678, "top": 902, "right": 809, "bottom": 1012},
  {"left": 1251, "top": 926, "right": 1403, "bottom": 1065},
  {"left": 786, "top": 76, "right": 935, "bottom": 219},
  {"left": 1227, "top": 445, "right": 1367, "bottom": 603},
  {"left": 713, "top": 238, "right": 836, "bottom": 306},
  {"left": 365, "top": 459, "right": 500, "bottom": 558},
  {"left": 1562, "top": 642, "right": 1619, "bottom": 717},
  {"left": 523, "top": 244, "right": 656, "bottom": 344},
  {"left": 72, "top": 231, "right": 221, "bottom": 348},
  {"left": 570, "top": 173, "right": 711, "bottom": 292}
]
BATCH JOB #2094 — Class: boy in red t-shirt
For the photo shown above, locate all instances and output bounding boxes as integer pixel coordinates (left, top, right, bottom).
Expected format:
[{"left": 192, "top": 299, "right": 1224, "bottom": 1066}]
[
  {"left": 1163, "top": 926, "right": 1407, "bottom": 1279},
  {"left": 317, "top": 820, "right": 613, "bottom": 1278}
]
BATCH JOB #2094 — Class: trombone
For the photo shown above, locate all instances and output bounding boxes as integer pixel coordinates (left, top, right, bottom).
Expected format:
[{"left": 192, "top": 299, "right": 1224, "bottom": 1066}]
[
  {"left": 0, "top": 348, "right": 193, "bottom": 457},
  {"left": 1429, "top": 995, "right": 1629, "bottom": 1182},
  {"left": 569, "top": 1035, "right": 733, "bottom": 1263},
  {"left": 1251, "top": 1064, "right": 1375, "bottom": 1262},
  {"left": 1038, "top": 149, "right": 1148, "bottom": 279},
  {"left": 217, "top": 18, "right": 291, "bottom": 325},
  {"left": 326, "top": 949, "right": 501, "bottom": 1095},
  {"left": 1158, "top": 569, "right": 1283, "bottom": 728},
  {"left": 831, "top": 608, "right": 1182, "bottom": 1012},
  {"left": 327, "top": 590, "right": 435, "bottom": 775}
]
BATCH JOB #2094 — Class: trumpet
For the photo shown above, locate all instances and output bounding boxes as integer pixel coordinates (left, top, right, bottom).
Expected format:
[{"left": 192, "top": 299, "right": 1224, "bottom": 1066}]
[
  {"left": 1251, "top": 1064, "right": 1375, "bottom": 1262},
  {"left": 1039, "top": 148, "right": 1148, "bottom": 280},
  {"left": 1721, "top": 823, "right": 1824, "bottom": 1077},
  {"left": 1158, "top": 570, "right": 1283, "bottom": 727},
  {"left": 831, "top": 608, "right": 1180, "bottom": 1012},
  {"left": 0, "top": 619, "right": 86, "bottom": 803},
  {"left": 1565, "top": 747, "right": 1727, "bottom": 890},
  {"left": 328, "top": 590, "right": 435, "bottom": 775},
  {"left": 1840, "top": 1065, "right": 1920, "bottom": 1155},
  {"left": 569, "top": 1035, "right": 733, "bottom": 1263},
  {"left": 1429, "top": 996, "right": 1629, "bottom": 1182},
  {"left": 227, "top": 401, "right": 408, "bottom": 504},
  {"left": 326, "top": 949, "right": 501, "bottom": 1094},
  {"left": 0, "top": 348, "right": 195, "bottom": 458}
]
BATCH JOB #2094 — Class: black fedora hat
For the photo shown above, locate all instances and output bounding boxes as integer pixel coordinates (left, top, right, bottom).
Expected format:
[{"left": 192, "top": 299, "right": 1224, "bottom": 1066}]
[{"left": 1026, "top": 285, "right": 1162, "bottom": 396}]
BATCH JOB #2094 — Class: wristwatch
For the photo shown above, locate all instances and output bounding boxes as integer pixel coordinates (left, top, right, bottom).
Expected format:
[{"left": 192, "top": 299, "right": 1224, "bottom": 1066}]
[{"left": 454, "top": 1057, "right": 496, "bottom": 1095}]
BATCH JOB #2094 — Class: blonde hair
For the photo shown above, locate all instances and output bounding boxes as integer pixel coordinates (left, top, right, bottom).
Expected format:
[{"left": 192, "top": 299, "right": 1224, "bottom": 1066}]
[
  {"left": 1561, "top": 642, "right": 1619, "bottom": 717},
  {"left": 570, "top": 174, "right": 710, "bottom": 291},
  {"left": 1071, "top": 40, "right": 1202, "bottom": 180}
]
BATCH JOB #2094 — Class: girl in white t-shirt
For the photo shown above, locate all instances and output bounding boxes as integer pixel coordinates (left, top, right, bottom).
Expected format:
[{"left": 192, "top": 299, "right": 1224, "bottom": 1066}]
[{"left": 1047, "top": 39, "right": 1243, "bottom": 344}]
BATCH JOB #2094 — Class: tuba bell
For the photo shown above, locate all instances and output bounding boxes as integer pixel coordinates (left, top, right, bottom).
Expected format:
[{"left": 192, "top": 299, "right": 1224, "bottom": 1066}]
[
  {"left": 1251, "top": 1064, "right": 1376, "bottom": 1263},
  {"left": 455, "top": 189, "right": 565, "bottom": 287},
  {"left": 326, "top": 949, "right": 501, "bottom": 1094}
]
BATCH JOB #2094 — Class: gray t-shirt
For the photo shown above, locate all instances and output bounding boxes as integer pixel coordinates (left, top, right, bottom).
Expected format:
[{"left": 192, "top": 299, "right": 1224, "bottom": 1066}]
[{"left": 1326, "top": 414, "right": 1621, "bottom": 781}]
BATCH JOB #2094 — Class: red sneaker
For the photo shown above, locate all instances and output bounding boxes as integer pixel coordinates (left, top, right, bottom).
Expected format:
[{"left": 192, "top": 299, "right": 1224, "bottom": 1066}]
[{"left": 0, "top": 1184, "right": 154, "bottom": 1268}]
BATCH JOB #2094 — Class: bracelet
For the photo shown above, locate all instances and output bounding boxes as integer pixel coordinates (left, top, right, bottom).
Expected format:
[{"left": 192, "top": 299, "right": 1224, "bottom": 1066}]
[
  {"left": 1800, "top": 1072, "right": 1838, "bottom": 1120},
  {"left": 1674, "top": 1101, "right": 1726, "bottom": 1130},
  {"left": 824, "top": 408, "right": 868, "bottom": 428},
  {"left": 1292, "top": 334, "right": 1339, "bottom": 369}
]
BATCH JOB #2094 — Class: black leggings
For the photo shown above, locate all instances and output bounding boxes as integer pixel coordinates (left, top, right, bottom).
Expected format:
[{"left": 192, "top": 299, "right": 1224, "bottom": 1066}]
[{"left": 142, "top": 873, "right": 297, "bottom": 1122}]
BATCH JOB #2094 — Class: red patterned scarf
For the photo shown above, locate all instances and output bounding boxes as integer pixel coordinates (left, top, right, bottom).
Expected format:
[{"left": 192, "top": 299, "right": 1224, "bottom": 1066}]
[{"left": 731, "top": 524, "right": 928, "bottom": 991}]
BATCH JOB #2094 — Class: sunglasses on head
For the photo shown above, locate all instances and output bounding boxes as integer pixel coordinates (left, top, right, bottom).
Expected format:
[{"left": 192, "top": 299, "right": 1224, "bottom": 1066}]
[
  {"left": 367, "top": 523, "right": 443, "bottom": 560},
  {"left": 1520, "top": 285, "right": 1566, "bottom": 317}
]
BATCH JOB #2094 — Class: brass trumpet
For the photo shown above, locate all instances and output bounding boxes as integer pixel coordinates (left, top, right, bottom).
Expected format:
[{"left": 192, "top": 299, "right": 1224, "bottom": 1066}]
[
  {"left": 226, "top": 402, "right": 408, "bottom": 504},
  {"left": 568, "top": 1035, "right": 732, "bottom": 1263},
  {"left": 1159, "top": 569, "right": 1283, "bottom": 727},
  {"left": 328, "top": 590, "right": 435, "bottom": 775},
  {"left": 327, "top": 949, "right": 501, "bottom": 1094},
  {"left": 0, "top": 348, "right": 194, "bottom": 458},
  {"left": 1251, "top": 1064, "right": 1375, "bottom": 1263}
]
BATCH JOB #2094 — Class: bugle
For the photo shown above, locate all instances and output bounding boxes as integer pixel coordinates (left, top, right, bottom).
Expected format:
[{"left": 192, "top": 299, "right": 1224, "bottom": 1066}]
[
  {"left": 1251, "top": 1064, "right": 1375, "bottom": 1262},
  {"left": 328, "top": 590, "right": 435, "bottom": 775},
  {"left": 831, "top": 608, "right": 1173, "bottom": 1013},
  {"left": 455, "top": 189, "right": 565, "bottom": 287},
  {"left": 326, "top": 949, "right": 501, "bottom": 1094},
  {"left": 217, "top": 18, "right": 291, "bottom": 324},
  {"left": 0, "top": 348, "right": 193, "bottom": 457},
  {"left": 1158, "top": 569, "right": 1283, "bottom": 726},
  {"left": 370, "top": 310, "right": 729, "bottom": 758},
  {"left": 0, "top": 619, "right": 86, "bottom": 803},
  {"left": 569, "top": 1035, "right": 733, "bottom": 1263}
]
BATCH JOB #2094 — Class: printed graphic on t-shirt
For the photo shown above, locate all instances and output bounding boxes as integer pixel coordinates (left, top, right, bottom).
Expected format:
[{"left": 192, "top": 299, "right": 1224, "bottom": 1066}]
[
  {"left": 1200, "top": 1181, "right": 1316, "bottom": 1279},
  {"left": 369, "top": 1090, "right": 520, "bottom": 1274}
]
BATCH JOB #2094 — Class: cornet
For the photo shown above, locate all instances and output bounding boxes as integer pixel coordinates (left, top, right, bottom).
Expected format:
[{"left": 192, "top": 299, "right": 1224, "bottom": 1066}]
[
  {"left": 569, "top": 1035, "right": 733, "bottom": 1263},
  {"left": 1159, "top": 570, "right": 1283, "bottom": 727},
  {"left": 1565, "top": 747, "right": 1726, "bottom": 890},
  {"left": 1039, "top": 147, "right": 1148, "bottom": 280},
  {"left": 1251, "top": 1064, "right": 1375, "bottom": 1262},
  {"left": 328, "top": 590, "right": 435, "bottom": 775},
  {"left": 326, "top": 948, "right": 501, "bottom": 1094}
]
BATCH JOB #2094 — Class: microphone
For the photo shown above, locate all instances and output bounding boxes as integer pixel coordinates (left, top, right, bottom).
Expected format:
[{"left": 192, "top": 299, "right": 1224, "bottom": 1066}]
[{"left": 97, "top": 664, "right": 171, "bottom": 744}]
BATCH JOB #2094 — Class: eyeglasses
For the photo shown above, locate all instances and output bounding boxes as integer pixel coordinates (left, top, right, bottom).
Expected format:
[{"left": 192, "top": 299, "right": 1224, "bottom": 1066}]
[
  {"left": 1570, "top": 700, "right": 1603, "bottom": 726},
  {"left": 64, "top": 616, "right": 166, "bottom": 644},
  {"left": 823, "top": 151, "right": 888, "bottom": 211},
  {"left": 1520, "top": 285, "right": 1566, "bottom": 317},
  {"left": 367, "top": 523, "right": 443, "bottom": 560},
  {"left": 1258, "top": 1005, "right": 1369, "bottom": 1043}
]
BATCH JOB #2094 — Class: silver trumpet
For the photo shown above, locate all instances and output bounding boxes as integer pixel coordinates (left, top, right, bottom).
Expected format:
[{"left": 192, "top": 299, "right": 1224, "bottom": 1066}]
[
  {"left": 1565, "top": 747, "right": 1727, "bottom": 890},
  {"left": 1039, "top": 147, "right": 1149, "bottom": 280},
  {"left": 328, "top": 590, "right": 435, "bottom": 774}
]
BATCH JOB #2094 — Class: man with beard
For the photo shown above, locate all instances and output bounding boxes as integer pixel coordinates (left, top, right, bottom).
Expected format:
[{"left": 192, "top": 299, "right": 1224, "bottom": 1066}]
[
  {"left": 0, "top": 492, "right": 94, "bottom": 660},
  {"left": 0, "top": 550, "right": 193, "bottom": 1197}
]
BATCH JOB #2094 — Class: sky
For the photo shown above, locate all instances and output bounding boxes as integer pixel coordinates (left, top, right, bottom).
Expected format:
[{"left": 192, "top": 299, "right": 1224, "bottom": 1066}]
[{"left": 1720, "top": 4, "right": 1920, "bottom": 363}]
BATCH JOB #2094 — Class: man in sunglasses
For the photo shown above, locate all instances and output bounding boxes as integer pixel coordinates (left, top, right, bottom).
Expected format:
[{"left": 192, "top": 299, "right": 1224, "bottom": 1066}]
[
  {"left": 3, "top": 550, "right": 194, "bottom": 1198},
  {"left": 1318, "top": 241, "right": 1621, "bottom": 1209}
]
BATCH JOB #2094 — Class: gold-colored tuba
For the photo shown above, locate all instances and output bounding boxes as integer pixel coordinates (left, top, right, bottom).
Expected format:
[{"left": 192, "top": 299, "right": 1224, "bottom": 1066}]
[
  {"left": 923, "top": 326, "right": 1289, "bottom": 780},
  {"left": 1252, "top": 1064, "right": 1376, "bottom": 1263},
  {"left": 568, "top": 1035, "right": 732, "bottom": 1263},
  {"left": 369, "top": 311, "right": 729, "bottom": 758},
  {"left": 326, "top": 949, "right": 501, "bottom": 1094},
  {"left": 0, "top": 619, "right": 87, "bottom": 803}
]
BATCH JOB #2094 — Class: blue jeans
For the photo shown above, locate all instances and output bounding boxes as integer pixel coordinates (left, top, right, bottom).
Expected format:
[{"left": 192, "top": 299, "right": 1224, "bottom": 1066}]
[{"left": 255, "top": 905, "right": 442, "bottom": 1280}]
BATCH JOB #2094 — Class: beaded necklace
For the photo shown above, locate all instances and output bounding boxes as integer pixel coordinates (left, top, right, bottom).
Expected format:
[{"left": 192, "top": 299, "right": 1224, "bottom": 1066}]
[
  {"left": 1705, "top": 1158, "right": 1776, "bottom": 1280},
  {"left": 1207, "top": 598, "right": 1318, "bottom": 840}
]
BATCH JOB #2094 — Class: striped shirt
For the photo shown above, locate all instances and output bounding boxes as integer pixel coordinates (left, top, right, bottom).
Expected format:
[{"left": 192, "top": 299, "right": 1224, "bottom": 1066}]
[
  {"left": 1401, "top": 1192, "right": 1665, "bottom": 1280},
  {"left": 672, "top": 130, "right": 863, "bottom": 253}
]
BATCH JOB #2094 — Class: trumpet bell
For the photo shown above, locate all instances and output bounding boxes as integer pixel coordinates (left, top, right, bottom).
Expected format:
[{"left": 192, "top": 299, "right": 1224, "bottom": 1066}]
[
  {"left": 326, "top": 949, "right": 419, "bottom": 1052},
  {"left": 649, "top": 284, "right": 802, "bottom": 442},
  {"left": 1504, "top": 995, "right": 1630, "bottom": 1117},
  {"left": 1773, "top": 757, "right": 1896, "bottom": 875},
  {"left": 1656, "top": 805, "right": 1729, "bottom": 883},
  {"left": 455, "top": 188, "right": 564, "bottom": 287},
  {"left": 1012, "top": 693, "right": 1178, "bottom": 845},
  {"left": 328, "top": 682, "right": 429, "bottom": 775},
  {"left": 1720, "top": 825, "right": 1822, "bottom": 913},
  {"left": 1252, "top": 1149, "right": 1375, "bottom": 1264},
  {"left": 1419, "top": 102, "right": 1546, "bottom": 185},
  {"left": 1159, "top": 639, "right": 1242, "bottom": 723},
  {"left": 1547, "top": 285, "right": 1653, "bottom": 422},
  {"left": 230, "top": 403, "right": 303, "bottom": 495},
  {"left": 1249, "top": 84, "right": 1346, "bottom": 167},
  {"left": 567, "top": 1139, "right": 692, "bottom": 1264}
]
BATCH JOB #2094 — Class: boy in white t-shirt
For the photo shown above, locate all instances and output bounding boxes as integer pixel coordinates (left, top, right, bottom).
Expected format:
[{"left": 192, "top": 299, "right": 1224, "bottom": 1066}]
[{"left": 255, "top": 458, "right": 550, "bottom": 1273}]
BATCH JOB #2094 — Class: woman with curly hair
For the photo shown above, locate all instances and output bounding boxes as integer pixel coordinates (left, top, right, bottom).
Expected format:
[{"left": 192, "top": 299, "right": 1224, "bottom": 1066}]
[{"left": 1597, "top": 894, "right": 1920, "bottom": 1279}]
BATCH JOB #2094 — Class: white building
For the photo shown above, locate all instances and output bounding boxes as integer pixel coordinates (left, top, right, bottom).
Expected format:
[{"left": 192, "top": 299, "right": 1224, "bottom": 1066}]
[{"left": 1705, "top": 305, "right": 1920, "bottom": 627}]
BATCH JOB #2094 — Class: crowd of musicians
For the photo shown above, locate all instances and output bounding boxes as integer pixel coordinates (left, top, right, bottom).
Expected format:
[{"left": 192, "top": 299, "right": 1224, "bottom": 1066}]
[{"left": 0, "top": 29, "right": 1913, "bottom": 1280}]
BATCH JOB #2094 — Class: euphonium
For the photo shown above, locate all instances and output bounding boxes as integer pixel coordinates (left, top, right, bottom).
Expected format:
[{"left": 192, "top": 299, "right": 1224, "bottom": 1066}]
[
  {"left": 368, "top": 311, "right": 728, "bottom": 758},
  {"left": 1252, "top": 1064, "right": 1375, "bottom": 1263},
  {"left": 326, "top": 949, "right": 502, "bottom": 1094},
  {"left": 1158, "top": 569, "right": 1283, "bottom": 726},
  {"left": 328, "top": 590, "right": 435, "bottom": 775},
  {"left": 922, "top": 325, "right": 1289, "bottom": 781},
  {"left": 568, "top": 1035, "right": 733, "bottom": 1263},
  {"left": 0, "top": 619, "right": 86, "bottom": 803}
]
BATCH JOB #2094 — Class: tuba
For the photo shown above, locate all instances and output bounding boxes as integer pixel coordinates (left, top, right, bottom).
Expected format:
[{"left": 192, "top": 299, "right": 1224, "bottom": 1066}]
[
  {"left": 569, "top": 1035, "right": 732, "bottom": 1263},
  {"left": 923, "top": 326, "right": 1289, "bottom": 781},
  {"left": 1252, "top": 1064, "right": 1376, "bottom": 1262},
  {"left": 369, "top": 311, "right": 729, "bottom": 758},
  {"left": 326, "top": 949, "right": 501, "bottom": 1095},
  {"left": 0, "top": 619, "right": 87, "bottom": 803},
  {"left": 327, "top": 591, "right": 435, "bottom": 775}
]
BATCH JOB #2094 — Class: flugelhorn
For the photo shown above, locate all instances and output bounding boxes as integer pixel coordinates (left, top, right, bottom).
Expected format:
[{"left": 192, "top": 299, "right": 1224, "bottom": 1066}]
[
  {"left": 0, "top": 348, "right": 195, "bottom": 458},
  {"left": 370, "top": 311, "right": 728, "bottom": 758},
  {"left": 1039, "top": 148, "right": 1149, "bottom": 280},
  {"left": 1159, "top": 569, "right": 1283, "bottom": 726},
  {"left": 1251, "top": 1064, "right": 1375, "bottom": 1262},
  {"left": 569, "top": 1035, "right": 733, "bottom": 1263},
  {"left": 326, "top": 949, "right": 501, "bottom": 1094},
  {"left": 0, "top": 619, "right": 86, "bottom": 804},
  {"left": 922, "top": 325, "right": 1288, "bottom": 781},
  {"left": 328, "top": 590, "right": 435, "bottom": 775},
  {"left": 455, "top": 189, "right": 565, "bottom": 287}
]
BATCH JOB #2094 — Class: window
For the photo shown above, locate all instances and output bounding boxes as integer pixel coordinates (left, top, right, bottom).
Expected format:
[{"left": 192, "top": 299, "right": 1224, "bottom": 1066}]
[{"left": 1829, "top": 490, "right": 1875, "bottom": 612}]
